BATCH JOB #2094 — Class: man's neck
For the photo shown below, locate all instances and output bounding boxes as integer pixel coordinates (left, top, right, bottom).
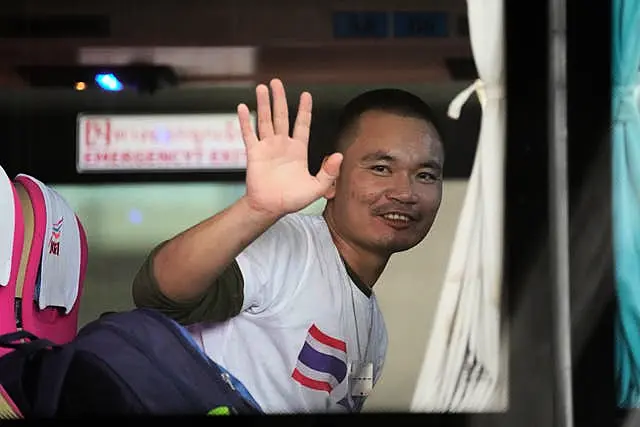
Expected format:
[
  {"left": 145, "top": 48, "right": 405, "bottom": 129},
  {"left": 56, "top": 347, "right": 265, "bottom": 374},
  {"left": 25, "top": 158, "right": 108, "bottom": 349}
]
[{"left": 322, "top": 210, "right": 389, "bottom": 288}]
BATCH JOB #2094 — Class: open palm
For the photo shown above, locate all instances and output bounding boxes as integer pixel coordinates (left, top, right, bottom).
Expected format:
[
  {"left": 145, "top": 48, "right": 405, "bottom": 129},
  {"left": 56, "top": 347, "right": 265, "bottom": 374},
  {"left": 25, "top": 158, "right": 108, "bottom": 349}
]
[{"left": 237, "top": 79, "right": 343, "bottom": 217}]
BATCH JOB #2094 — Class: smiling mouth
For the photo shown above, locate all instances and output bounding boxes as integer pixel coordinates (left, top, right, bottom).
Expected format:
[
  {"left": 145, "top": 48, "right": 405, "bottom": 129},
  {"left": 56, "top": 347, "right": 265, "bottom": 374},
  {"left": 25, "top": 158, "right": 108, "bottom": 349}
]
[
  {"left": 376, "top": 212, "right": 418, "bottom": 230},
  {"left": 381, "top": 213, "right": 413, "bottom": 222}
]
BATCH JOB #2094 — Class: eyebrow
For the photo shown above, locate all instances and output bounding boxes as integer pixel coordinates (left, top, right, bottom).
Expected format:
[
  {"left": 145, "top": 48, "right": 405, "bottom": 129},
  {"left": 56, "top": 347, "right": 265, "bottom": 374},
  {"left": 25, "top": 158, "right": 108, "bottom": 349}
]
[{"left": 360, "top": 150, "right": 442, "bottom": 171}]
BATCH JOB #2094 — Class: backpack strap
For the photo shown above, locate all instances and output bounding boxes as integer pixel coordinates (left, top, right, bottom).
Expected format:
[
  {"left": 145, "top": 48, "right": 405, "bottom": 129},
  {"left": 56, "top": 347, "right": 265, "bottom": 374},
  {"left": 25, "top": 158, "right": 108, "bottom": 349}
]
[
  {"left": 0, "top": 330, "right": 56, "bottom": 353},
  {"left": 0, "top": 330, "right": 40, "bottom": 346},
  {"left": 0, "top": 330, "right": 76, "bottom": 419},
  {"left": 32, "top": 344, "right": 76, "bottom": 418}
]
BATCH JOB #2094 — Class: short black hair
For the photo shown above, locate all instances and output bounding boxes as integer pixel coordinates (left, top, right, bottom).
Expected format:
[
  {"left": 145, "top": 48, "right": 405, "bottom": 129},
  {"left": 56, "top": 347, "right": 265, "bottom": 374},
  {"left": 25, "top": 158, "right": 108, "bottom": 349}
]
[{"left": 332, "top": 88, "right": 444, "bottom": 152}]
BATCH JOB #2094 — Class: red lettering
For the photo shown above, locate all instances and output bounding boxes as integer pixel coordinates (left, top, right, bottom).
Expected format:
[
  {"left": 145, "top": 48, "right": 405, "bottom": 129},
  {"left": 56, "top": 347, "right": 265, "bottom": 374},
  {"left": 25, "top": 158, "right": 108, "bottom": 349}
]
[
  {"left": 82, "top": 118, "right": 249, "bottom": 150},
  {"left": 209, "top": 149, "right": 247, "bottom": 165},
  {"left": 95, "top": 152, "right": 112, "bottom": 162},
  {"left": 49, "top": 240, "right": 60, "bottom": 256},
  {"left": 84, "top": 119, "right": 111, "bottom": 147},
  {"left": 82, "top": 149, "right": 227, "bottom": 169},
  {"left": 159, "top": 151, "right": 176, "bottom": 162}
]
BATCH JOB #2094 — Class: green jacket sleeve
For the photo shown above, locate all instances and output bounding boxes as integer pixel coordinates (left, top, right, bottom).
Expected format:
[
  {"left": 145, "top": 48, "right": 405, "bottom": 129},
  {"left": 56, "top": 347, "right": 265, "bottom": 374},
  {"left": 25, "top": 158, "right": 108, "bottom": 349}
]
[{"left": 131, "top": 241, "right": 245, "bottom": 325}]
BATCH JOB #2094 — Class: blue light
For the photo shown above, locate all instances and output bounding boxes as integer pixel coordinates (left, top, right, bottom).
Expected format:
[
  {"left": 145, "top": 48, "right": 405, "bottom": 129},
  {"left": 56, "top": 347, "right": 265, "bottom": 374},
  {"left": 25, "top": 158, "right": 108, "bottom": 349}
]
[
  {"left": 128, "top": 208, "right": 143, "bottom": 224},
  {"left": 95, "top": 73, "right": 123, "bottom": 91}
]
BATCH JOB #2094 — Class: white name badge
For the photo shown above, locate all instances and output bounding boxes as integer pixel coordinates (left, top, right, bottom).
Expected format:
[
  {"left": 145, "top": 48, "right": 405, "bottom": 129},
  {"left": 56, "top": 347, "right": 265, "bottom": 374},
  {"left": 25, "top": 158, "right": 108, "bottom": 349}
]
[{"left": 350, "top": 362, "right": 373, "bottom": 397}]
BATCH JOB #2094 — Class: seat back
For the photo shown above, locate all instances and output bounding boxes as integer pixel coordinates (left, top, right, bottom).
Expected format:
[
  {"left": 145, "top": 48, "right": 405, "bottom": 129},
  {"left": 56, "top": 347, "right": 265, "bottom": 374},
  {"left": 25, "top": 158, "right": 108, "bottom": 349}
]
[{"left": 10, "top": 174, "right": 88, "bottom": 346}]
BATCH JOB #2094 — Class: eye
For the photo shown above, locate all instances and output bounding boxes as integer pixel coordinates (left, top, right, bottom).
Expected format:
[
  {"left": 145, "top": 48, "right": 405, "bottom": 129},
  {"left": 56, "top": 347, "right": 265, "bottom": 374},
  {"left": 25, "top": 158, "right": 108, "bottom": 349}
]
[
  {"left": 417, "top": 171, "right": 438, "bottom": 182},
  {"left": 371, "top": 165, "right": 391, "bottom": 175}
]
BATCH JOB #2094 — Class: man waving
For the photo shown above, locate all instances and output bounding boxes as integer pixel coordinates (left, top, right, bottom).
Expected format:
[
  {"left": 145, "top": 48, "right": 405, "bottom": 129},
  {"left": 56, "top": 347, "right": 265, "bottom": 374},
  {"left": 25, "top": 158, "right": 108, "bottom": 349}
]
[{"left": 133, "top": 78, "right": 445, "bottom": 413}]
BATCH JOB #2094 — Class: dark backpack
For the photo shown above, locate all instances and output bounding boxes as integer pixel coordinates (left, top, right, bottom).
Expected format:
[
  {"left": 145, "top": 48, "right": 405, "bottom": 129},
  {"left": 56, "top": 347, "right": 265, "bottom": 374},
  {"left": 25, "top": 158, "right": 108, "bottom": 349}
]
[{"left": 0, "top": 308, "right": 262, "bottom": 418}]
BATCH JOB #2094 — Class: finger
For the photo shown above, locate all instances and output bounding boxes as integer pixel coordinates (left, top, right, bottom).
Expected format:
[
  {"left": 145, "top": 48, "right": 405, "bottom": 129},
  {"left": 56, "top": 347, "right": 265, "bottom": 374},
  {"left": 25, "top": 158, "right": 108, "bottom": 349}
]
[
  {"left": 270, "top": 78, "right": 290, "bottom": 135},
  {"left": 314, "top": 152, "right": 343, "bottom": 190},
  {"left": 256, "top": 84, "right": 274, "bottom": 139},
  {"left": 292, "top": 91, "right": 313, "bottom": 143},
  {"left": 237, "top": 103, "right": 258, "bottom": 148}
]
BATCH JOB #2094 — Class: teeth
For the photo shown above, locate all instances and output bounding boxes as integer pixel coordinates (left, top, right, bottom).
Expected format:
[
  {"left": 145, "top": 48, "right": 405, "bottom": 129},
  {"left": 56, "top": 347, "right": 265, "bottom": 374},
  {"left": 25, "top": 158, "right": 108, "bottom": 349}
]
[{"left": 383, "top": 213, "right": 410, "bottom": 222}]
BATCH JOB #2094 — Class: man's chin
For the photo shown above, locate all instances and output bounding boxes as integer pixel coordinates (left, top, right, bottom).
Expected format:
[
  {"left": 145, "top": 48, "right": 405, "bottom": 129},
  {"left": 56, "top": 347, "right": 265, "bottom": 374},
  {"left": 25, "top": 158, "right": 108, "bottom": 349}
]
[
  {"left": 373, "top": 237, "right": 424, "bottom": 255},
  {"left": 389, "top": 241, "right": 422, "bottom": 254}
]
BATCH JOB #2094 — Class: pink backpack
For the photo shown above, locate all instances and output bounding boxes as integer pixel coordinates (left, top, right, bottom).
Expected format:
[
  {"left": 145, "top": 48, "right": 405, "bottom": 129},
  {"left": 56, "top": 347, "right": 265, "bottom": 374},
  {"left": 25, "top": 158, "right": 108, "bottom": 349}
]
[{"left": 0, "top": 168, "right": 88, "bottom": 356}]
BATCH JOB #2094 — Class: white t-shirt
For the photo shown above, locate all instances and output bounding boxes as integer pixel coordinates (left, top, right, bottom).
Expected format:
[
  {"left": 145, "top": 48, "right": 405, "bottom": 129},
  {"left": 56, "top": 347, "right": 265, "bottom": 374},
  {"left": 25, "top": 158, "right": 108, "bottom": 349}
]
[{"left": 187, "top": 213, "right": 388, "bottom": 413}]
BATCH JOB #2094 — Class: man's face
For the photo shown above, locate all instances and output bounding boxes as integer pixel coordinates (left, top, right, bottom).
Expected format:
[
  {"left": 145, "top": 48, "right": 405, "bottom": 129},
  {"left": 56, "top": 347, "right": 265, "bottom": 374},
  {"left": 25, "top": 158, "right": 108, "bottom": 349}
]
[{"left": 326, "top": 110, "right": 444, "bottom": 255}]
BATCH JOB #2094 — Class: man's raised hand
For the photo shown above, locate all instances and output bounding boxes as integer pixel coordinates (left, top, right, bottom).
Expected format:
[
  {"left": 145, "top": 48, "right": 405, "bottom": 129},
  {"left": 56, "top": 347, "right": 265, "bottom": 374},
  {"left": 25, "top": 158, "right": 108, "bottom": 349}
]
[{"left": 237, "top": 78, "right": 343, "bottom": 218}]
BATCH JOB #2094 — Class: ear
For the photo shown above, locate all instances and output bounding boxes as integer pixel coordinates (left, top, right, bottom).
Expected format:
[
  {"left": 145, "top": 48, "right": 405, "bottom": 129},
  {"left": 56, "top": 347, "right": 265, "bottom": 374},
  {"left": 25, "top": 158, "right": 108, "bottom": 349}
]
[{"left": 321, "top": 155, "right": 337, "bottom": 200}]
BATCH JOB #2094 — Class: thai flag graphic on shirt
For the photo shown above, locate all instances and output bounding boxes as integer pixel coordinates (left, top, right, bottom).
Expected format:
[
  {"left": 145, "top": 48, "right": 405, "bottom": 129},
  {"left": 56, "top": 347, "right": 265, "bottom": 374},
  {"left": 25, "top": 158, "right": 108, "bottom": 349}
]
[{"left": 291, "top": 324, "right": 348, "bottom": 393}]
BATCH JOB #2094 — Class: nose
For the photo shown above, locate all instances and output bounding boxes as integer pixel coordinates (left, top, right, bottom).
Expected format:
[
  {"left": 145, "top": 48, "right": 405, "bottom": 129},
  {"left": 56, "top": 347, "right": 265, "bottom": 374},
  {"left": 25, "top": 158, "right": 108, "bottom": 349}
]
[{"left": 386, "top": 174, "right": 419, "bottom": 204}]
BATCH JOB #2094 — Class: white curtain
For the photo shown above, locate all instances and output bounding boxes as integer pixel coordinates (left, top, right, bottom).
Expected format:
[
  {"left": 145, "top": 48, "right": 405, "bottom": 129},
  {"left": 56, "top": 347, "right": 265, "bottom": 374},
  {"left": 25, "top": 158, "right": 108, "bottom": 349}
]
[{"left": 410, "top": 0, "right": 506, "bottom": 412}]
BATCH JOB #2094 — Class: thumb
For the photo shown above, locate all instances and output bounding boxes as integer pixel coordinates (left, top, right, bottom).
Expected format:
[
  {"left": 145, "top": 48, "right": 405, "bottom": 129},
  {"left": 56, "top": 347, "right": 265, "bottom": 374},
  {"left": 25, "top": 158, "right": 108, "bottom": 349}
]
[{"left": 314, "top": 152, "right": 343, "bottom": 190}]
